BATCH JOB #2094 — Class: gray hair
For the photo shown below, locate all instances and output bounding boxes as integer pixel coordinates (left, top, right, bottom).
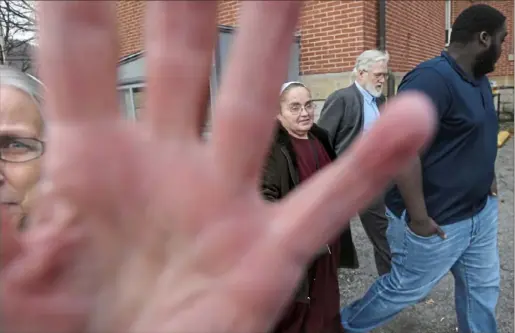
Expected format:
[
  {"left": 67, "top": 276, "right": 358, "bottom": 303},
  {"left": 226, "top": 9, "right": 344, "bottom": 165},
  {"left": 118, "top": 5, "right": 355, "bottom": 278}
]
[
  {"left": 0, "top": 65, "right": 44, "bottom": 108},
  {"left": 352, "top": 50, "right": 390, "bottom": 74}
]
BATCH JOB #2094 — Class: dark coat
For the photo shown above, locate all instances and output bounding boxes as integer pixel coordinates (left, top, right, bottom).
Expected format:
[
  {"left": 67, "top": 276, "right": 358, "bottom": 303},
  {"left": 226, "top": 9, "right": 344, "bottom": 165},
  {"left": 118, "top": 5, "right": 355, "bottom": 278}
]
[
  {"left": 318, "top": 83, "right": 386, "bottom": 156},
  {"left": 261, "top": 122, "right": 359, "bottom": 303}
]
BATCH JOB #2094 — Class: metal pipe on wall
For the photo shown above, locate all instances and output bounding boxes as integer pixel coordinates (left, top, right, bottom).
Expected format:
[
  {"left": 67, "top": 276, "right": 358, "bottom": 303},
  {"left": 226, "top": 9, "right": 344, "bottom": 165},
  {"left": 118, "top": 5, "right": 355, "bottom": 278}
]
[
  {"left": 378, "top": 0, "right": 396, "bottom": 97},
  {"left": 378, "top": 0, "right": 386, "bottom": 51}
]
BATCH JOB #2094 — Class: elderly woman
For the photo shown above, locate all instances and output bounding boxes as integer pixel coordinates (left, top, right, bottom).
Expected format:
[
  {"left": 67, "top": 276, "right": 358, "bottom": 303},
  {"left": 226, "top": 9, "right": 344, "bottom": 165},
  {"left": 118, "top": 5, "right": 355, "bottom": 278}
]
[
  {"left": 0, "top": 65, "right": 44, "bottom": 230},
  {"left": 262, "top": 81, "right": 359, "bottom": 333}
]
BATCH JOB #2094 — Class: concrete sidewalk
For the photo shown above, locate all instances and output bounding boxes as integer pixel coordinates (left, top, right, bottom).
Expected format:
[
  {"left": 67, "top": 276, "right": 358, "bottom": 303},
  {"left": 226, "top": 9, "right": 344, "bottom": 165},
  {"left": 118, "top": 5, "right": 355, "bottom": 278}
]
[{"left": 338, "top": 139, "right": 514, "bottom": 333}]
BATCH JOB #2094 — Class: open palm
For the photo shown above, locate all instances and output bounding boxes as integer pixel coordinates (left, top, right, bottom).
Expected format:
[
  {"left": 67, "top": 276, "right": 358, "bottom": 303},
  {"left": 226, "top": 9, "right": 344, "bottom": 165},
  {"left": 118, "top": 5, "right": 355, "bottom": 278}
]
[{"left": 0, "top": 2, "right": 436, "bottom": 333}]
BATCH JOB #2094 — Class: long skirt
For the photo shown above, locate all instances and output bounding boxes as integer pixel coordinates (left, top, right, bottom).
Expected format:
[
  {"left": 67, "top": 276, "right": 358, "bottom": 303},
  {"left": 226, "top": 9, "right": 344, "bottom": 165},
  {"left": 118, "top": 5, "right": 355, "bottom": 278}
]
[{"left": 272, "top": 241, "right": 344, "bottom": 333}]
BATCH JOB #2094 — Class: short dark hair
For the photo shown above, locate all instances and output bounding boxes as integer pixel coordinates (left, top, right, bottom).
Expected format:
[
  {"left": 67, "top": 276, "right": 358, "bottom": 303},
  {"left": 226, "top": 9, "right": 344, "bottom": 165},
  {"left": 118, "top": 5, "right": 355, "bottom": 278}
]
[{"left": 450, "top": 4, "right": 506, "bottom": 44}]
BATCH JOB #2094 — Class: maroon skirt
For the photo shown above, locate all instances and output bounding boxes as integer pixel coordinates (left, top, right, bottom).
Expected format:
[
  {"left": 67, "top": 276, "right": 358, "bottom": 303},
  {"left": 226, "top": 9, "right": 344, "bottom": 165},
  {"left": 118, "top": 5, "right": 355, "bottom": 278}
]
[{"left": 272, "top": 241, "right": 344, "bottom": 333}]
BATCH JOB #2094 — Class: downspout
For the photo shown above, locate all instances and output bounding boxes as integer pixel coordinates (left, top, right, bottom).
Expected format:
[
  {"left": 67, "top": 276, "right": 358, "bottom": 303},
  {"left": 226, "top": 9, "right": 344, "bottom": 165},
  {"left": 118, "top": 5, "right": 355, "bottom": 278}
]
[
  {"left": 378, "top": 0, "right": 396, "bottom": 97},
  {"left": 378, "top": 0, "right": 386, "bottom": 51}
]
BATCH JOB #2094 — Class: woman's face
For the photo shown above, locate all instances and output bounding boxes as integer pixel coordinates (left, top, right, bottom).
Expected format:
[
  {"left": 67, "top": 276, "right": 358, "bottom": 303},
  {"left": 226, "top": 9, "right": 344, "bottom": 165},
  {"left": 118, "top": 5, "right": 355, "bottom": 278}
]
[
  {"left": 278, "top": 86, "right": 314, "bottom": 138},
  {"left": 0, "top": 86, "right": 43, "bottom": 226}
]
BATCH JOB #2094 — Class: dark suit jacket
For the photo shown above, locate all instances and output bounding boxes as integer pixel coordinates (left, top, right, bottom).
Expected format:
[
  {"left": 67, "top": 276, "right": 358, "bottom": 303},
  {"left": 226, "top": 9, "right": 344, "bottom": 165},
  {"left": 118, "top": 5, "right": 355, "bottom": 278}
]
[{"left": 318, "top": 83, "right": 386, "bottom": 156}]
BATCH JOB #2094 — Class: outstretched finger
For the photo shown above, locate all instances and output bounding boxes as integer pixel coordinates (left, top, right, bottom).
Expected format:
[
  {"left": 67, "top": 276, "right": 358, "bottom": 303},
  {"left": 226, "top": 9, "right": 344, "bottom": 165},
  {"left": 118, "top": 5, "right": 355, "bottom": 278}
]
[
  {"left": 38, "top": 2, "right": 119, "bottom": 122},
  {"left": 142, "top": 1, "right": 218, "bottom": 139},
  {"left": 211, "top": 1, "right": 302, "bottom": 188},
  {"left": 275, "top": 92, "right": 437, "bottom": 262}
]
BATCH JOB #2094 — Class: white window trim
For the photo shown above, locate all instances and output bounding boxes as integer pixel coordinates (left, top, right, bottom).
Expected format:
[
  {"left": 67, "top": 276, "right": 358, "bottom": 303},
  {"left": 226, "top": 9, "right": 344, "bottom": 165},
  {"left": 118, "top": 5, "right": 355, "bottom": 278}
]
[
  {"left": 445, "top": 0, "right": 452, "bottom": 46},
  {"left": 445, "top": 28, "right": 452, "bottom": 47},
  {"left": 118, "top": 83, "right": 145, "bottom": 119},
  {"left": 445, "top": 0, "right": 452, "bottom": 30}
]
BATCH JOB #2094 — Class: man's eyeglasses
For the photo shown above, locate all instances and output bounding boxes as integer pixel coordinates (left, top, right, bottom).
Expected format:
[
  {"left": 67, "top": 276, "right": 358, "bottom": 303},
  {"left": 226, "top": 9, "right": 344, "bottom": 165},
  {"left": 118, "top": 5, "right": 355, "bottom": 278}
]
[
  {"left": 373, "top": 72, "right": 389, "bottom": 79},
  {"left": 288, "top": 101, "right": 316, "bottom": 115},
  {"left": 0, "top": 136, "right": 45, "bottom": 163},
  {"left": 363, "top": 70, "right": 389, "bottom": 79}
]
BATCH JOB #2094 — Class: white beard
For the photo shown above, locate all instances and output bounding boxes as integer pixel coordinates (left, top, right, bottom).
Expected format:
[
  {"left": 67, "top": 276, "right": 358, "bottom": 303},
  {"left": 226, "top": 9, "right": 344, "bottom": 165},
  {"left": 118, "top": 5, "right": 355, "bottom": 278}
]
[{"left": 365, "top": 83, "right": 383, "bottom": 98}]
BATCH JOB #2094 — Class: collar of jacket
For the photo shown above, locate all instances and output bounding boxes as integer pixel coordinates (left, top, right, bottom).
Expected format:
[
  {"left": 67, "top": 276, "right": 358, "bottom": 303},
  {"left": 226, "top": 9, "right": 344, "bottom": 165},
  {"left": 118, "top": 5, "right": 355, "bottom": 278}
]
[{"left": 273, "top": 121, "right": 337, "bottom": 161}]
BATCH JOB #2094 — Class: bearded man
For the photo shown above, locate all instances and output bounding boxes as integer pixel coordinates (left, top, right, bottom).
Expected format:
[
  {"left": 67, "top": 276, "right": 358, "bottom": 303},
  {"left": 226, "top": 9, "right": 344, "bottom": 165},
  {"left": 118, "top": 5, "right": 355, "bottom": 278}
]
[{"left": 318, "top": 49, "right": 392, "bottom": 276}]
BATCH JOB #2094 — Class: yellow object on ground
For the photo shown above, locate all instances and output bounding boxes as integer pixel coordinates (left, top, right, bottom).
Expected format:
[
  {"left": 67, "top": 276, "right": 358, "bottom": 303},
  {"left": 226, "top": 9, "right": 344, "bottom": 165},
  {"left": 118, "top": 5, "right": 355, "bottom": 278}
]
[{"left": 497, "top": 130, "right": 511, "bottom": 148}]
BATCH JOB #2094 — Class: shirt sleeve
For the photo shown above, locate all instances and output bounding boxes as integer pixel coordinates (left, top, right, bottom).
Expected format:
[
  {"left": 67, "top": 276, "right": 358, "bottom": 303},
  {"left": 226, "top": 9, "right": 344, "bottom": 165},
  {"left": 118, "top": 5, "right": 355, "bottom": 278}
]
[
  {"left": 397, "top": 68, "right": 452, "bottom": 119},
  {"left": 261, "top": 147, "right": 282, "bottom": 202}
]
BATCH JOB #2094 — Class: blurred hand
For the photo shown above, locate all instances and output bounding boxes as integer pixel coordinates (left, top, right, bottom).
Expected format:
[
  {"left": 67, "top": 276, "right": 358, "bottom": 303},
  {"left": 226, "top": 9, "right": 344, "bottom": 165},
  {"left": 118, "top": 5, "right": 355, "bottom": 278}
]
[{"left": 0, "top": 2, "right": 436, "bottom": 333}]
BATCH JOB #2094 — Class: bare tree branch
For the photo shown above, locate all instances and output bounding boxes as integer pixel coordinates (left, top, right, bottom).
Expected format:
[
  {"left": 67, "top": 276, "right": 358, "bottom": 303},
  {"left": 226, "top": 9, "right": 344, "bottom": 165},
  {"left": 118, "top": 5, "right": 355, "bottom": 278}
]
[
  {"left": 3, "top": 2, "right": 35, "bottom": 26},
  {"left": 0, "top": 0, "right": 36, "bottom": 71}
]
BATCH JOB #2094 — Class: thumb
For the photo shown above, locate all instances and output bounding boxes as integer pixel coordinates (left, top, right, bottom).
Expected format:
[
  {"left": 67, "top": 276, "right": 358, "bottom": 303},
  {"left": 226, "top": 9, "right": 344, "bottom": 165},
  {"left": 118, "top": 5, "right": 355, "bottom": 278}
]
[{"left": 432, "top": 220, "right": 446, "bottom": 239}]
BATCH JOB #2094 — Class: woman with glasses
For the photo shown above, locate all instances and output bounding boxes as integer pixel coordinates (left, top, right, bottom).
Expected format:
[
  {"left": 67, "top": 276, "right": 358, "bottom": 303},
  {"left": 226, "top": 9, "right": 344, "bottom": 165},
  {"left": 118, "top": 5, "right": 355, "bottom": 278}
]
[
  {"left": 262, "top": 82, "right": 358, "bottom": 333},
  {"left": 0, "top": 65, "right": 44, "bottom": 230}
]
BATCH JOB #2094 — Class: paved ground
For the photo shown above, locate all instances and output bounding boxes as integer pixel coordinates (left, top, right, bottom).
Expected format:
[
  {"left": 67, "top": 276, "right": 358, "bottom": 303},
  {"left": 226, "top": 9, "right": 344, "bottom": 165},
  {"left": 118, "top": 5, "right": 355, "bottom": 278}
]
[{"left": 338, "top": 139, "right": 514, "bottom": 333}]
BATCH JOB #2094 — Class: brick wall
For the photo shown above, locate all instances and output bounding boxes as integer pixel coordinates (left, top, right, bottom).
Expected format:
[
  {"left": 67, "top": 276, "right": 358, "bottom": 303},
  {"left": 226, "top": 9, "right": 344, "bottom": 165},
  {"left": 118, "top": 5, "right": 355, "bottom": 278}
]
[
  {"left": 116, "top": 0, "right": 512, "bottom": 77},
  {"left": 216, "top": 1, "right": 377, "bottom": 75},
  {"left": 301, "top": 1, "right": 447, "bottom": 74},
  {"left": 217, "top": 0, "right": 239, "bottom": 26},
  {"left": 215, "top": 1, "right": 448, "bottom": 74},
  {"left": 386, "top": 1, "right": 446, "bottom": 73},
  {"left": 117, "top": 0, "right": 242, "bottom": 57},
  {"left": 452, "top": 0, "right": 514, "bottom": 78},
  {"left": 299, "top": 1, "right": 377, "bottom": 75},
  {"left": 117, "top": 0, "right": 145, "bottom": 58}
]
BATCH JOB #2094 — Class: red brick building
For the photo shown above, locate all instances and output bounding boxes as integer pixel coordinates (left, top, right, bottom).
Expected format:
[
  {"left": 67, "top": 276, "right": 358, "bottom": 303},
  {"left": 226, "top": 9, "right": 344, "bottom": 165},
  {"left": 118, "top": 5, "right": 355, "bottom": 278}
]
[{"left": 116, "top": 0, "right": 514, "bottom": 117}]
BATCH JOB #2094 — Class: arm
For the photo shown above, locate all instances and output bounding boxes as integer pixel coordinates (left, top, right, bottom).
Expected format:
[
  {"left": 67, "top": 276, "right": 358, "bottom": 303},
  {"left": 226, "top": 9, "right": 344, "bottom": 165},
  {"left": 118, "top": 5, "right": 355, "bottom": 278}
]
[
  {"left": 394, "top": 69, "right": 451, "bottom": 221},
  {"left": 490, "top": 174, "right": 498, "bottom": 196},
  {"left": 261, "top": 148, "right": 281, "bottom": 202},
  {"left": 397, "top": 157, "right": 431, "bottom": 221},
  {"left": 317, "top": 93, "right": 345, "bottom": 153}
]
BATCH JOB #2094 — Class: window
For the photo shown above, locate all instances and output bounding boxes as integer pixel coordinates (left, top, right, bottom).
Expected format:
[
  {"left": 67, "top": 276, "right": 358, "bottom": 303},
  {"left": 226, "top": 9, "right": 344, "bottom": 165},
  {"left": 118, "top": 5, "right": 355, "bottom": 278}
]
[
  {"left": 445, "top": 0, "right": 452, "bottom": 46},
  {"left": 132, "top": 87, "right": 144, "bottom": 118},
  {"left": 118, "top": 83, "right": 145, "bottom": 119}
]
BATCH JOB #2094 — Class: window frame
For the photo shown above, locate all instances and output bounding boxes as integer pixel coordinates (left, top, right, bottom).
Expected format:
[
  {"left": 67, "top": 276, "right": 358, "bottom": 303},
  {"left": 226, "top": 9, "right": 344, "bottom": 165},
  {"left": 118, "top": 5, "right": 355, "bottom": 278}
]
[
  {"left": 116, "top": 25, "right": 300, "bottom": 122},
  {"left": 444, "top": 0, "right": 452, "bottom": 46},
  {"left": 117, "top": 82, "right": 145, "bottom": 119},
  {"left": 445, "top": 0, "right": 452, "bottom": 30}
]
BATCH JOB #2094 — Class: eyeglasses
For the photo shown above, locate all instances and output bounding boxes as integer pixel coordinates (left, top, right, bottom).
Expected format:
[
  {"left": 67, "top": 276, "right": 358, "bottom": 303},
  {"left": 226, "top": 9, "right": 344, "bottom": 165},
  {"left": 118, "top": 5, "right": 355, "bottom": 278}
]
[
  {"left": 0, "top": 136, "right": 45, "bottom": 163},
  {"left": 363, "top": 70, "right": 389, "bottom": 80},
  {"left": 287, "top": 101, "right": 316, "bottom": 115},
  {"left": 373, "top": 72, "right": 389, "bottom": 79}
]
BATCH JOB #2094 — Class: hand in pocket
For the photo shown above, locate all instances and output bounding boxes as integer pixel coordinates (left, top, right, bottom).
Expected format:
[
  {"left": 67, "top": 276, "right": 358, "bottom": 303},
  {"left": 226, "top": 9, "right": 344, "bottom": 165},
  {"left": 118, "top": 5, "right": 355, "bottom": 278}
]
[{"left": 408, "top": 217, "right": 446, "bottom": 239}]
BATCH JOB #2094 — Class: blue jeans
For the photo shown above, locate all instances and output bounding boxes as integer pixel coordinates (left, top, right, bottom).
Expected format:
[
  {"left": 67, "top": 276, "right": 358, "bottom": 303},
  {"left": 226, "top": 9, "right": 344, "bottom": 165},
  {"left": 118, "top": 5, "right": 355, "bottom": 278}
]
[{"left": 341, "top": 196, "right": 500, "bottom": 333}]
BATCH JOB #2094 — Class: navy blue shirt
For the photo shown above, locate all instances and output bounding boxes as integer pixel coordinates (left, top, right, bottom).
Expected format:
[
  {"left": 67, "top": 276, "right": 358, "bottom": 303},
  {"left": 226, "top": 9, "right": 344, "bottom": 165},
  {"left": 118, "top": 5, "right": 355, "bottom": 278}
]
[{"left": 385, "top": 51, "right": 498, "bottom": 225}]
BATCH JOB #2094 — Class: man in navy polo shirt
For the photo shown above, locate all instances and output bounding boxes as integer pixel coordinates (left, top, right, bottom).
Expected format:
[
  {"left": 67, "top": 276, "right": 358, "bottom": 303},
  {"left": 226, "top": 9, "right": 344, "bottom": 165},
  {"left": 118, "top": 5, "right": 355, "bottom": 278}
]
[{"left": 340, "top": 4, "right": 507, "bottom": 333}]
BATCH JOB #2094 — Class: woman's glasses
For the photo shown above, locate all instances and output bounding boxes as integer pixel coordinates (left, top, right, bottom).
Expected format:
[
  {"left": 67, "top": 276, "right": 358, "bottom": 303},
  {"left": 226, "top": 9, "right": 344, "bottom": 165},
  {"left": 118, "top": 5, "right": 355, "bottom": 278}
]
[
  {"left": 287, "top": 101, "right": 316, "bottom": 115},
  {"left": 0, "top": 136, "right": 45, "bottom": 163}
]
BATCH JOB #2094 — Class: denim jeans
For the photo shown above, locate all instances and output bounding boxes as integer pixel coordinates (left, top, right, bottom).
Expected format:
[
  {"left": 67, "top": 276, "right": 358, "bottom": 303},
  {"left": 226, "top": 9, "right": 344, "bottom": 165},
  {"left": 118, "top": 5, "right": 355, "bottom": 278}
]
[{"left": 341, "top": 195, "right": 500, "bottom": 333}]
